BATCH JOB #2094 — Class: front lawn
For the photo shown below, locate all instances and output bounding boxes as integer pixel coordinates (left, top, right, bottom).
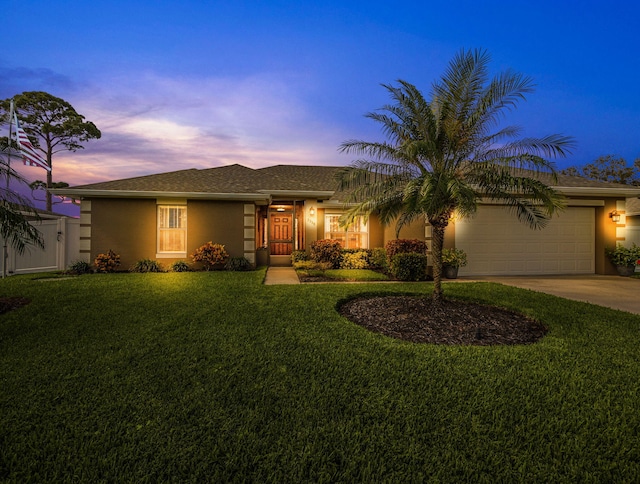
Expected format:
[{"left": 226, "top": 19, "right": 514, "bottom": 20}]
[
  {"left": 297, "top": 268, "right": 390, "bottom": 282},
  {"left": 1, "top": 270, "right": 639, "bottom": 482}
]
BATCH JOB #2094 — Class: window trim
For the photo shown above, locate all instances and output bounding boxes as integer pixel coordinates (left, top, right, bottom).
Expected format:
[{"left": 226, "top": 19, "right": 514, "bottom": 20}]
[
  {"left": 156, "top": 203, "right": 187, "bottom": 258},
  {"left": 324, "top": 213, "right": 369, "bottom": 249}
]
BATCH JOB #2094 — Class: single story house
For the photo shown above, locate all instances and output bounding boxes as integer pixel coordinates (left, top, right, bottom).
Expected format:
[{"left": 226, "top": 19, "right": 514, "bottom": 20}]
[{"left": 52, "top": 164, "right": 640, "bottom": 276}]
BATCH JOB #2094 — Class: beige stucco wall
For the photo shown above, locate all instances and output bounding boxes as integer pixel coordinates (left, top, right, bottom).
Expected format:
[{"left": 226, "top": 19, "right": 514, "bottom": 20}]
[
  {"left": 87, "top": 198, "right": 246, "bottom": 269},
  {"left": 187, "top": 200, "right": 245, "bottom": 259},
  {"left": 90, "top": 198, "right": 156, "bottom": 268},
  {"left": 383, "top": 216, "right": 427, "bottom": 246}
]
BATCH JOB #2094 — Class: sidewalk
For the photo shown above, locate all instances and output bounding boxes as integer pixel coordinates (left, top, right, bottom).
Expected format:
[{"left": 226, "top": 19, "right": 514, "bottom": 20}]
[{"left": 264, "top": 267, "right": 300, "bottom": 285}]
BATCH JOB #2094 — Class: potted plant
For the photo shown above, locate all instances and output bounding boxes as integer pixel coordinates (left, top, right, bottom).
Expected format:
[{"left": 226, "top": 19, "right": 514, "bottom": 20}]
[
  {"left": 441, "top": 247, "right": 468, "bottom": 279},
  {"left": 605, "top": 243, "right": 640, "bottom": 276}
]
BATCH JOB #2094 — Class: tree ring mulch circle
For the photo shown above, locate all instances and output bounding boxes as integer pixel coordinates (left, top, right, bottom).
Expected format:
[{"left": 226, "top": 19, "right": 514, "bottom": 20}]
[
  {"left": 338, "top": 295, "right": 547, "bottom": 346},
  {"left": 0, "top": 297, "right": 31, "bottom": 315}
]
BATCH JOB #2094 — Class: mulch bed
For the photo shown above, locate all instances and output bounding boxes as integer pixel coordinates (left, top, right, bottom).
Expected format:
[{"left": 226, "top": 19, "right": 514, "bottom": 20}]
[
  {"left": 338, "top": 295, "right": 547, "bottom": 346},
  {"left": 0, "top": 297, "right": 31, "bottom": 315}
]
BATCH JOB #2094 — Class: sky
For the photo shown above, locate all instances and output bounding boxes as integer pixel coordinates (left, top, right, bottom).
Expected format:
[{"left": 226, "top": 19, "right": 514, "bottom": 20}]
[{"left": 2, "top": 0, "right": 640, "bottom": 216}]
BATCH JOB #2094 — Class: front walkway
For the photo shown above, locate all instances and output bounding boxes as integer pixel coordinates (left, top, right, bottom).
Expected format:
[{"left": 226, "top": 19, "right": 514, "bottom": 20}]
[{"left": 264, "top": 267, "right": 300, "bottom": 285}]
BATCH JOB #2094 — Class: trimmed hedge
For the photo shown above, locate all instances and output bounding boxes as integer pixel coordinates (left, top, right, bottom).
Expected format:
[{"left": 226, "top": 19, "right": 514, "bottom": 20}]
[
  {"left": 385, "top": 239, "right": 428, "bottom": 259},
  {"left": 340, "top": 251, "right": 369, "bottom": 269},
  {"left": 310, "top": 239, "right": 343, "bottom": 268},
  {"left": 390, "top": 252, "right": 428, "bottom": 281}
]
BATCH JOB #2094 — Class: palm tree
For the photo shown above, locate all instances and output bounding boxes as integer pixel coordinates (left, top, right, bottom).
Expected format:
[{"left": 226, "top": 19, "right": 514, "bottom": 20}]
[
  {"left": 1, "top": 149, "right": 45, "bottom": 257},
  {"left": 337, "top": 49, "right": 574, "bottom": 302}
]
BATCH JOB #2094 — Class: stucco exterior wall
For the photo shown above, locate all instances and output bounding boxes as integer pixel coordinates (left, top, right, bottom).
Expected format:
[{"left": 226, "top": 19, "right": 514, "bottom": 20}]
[
  {"left": 87, "top": 198, "right": 246, "bottom": 269},
  {"left": 90, "top": 198, "right": 156, "bottom": 268},
  {"left": 383, "top": 216, "right": 426, "bottom": 246},
  {"left": 187, "top": 200, "right": 245, "bottom": 259}
]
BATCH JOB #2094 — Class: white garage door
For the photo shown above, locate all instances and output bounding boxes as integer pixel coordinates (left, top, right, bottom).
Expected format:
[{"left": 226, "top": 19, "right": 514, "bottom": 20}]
[{"left": 455, "top": 206, "right": 595, "bottom": 276}]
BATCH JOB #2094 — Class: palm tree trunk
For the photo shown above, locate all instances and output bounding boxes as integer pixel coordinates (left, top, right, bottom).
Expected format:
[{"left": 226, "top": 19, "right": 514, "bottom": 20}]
[{"left": 430, "top": 223, "right": 445, "bottom": 303}]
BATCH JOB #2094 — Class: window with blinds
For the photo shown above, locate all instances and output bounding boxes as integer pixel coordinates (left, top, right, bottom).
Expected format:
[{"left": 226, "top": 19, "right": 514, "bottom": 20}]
[
  {"left": 158, "top": 205, "right": 187, "bottom": 254},
  {"left": 324, "top": 214, "right": 368, "bottom": 249}
]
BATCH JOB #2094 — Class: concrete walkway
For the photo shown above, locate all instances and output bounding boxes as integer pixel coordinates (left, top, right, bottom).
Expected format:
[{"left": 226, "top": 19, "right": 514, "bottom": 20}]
[
  {"left": 263, "top": 268, "right": 640, "bottom": 314},
  {"left": 264, "top": 267, "right": 300, "bottom": 285}
]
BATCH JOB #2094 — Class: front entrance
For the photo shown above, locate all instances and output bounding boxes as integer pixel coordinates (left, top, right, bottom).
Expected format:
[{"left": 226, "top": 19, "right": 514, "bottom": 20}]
[
  {"left": 270, "top": 211, "right": 293, "bottom": 255},
  {"left": 267, "top": 202, "right": 305, "bottom": 265}
]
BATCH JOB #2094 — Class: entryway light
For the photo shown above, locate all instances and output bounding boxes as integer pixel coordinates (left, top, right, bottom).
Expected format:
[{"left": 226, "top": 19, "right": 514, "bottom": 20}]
[
  {"left": 276, "top": 207, "right": 285, "bottom": 212},
  {"left": 309, "top": 207, "right": 315, "bottom": 216},
  {"left": 610, "top": 210, "right": 621, "bottom": 223}
]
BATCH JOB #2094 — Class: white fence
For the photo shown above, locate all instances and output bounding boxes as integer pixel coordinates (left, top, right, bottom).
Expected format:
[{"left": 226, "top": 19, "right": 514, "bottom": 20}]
[{"left": 1, "top": 217, "right": 80, "bottom": 276}]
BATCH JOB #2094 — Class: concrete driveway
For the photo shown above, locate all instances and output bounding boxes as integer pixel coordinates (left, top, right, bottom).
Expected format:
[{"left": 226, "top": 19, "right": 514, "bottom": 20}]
[{"left": 470, "top": 275, "right": 640, "bottom": 315}]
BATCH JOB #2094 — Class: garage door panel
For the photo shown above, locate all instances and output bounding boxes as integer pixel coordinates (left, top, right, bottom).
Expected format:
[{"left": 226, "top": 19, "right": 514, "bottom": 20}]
[{"left": 456, "top": 206, "right": 595, "bottom": 276}]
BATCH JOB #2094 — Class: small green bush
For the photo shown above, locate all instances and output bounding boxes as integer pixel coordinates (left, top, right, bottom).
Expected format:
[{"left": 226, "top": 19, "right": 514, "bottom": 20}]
[
  {"left": 67, "top": 260, "right": 92, "bottom": 275},
  {"left": 192, "top": 242, "right": 229, "bottom": 270},
  {"left": 368, "top": 247, "right": 388, "bottom": 270},
  {"left": 291, "top": 250, "right": 309, "bottom": 263},
  {"left": 606, "top": 243, "right": 640, "bottom": 267},
  {"left": 441, "top": 248, "right": 468, "bottom": 268},
  {"left": 390, "top": 252, "right": 428, "bottom": 281},
  {"left": 386, "top": 239, "right": 428, "bottom": 259},
  {"left": 94, "top": 249, "right": 121, "bottom": 273},
  {"left": 226, "top": 257, "right": 253, "bottom": 271},
  {"left": 340, "top": 251, "right": 369, "bottom": 269},
  {"left": 171, "top": 260, "right": 192, "bottom": 272},
  {"left": 310, "top": 239, "right": 343, "bottom": 268},
  {"left": 293, "top": 260, "right": 333, "bottom": 272},
  {"left": 130, "top": 259, "right": 164, "bottom": 273}
]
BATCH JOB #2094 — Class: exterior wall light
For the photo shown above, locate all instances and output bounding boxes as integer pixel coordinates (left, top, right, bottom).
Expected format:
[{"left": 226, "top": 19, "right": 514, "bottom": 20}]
[
  {"left": 610, "top": 210, "right": 621, "bottom": 223},
  {"left": 309, "top": 207, "right": 315, "bottom": 216}
]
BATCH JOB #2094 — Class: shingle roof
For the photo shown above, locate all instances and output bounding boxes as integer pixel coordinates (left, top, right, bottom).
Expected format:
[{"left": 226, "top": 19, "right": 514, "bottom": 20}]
[
  {"left": 59, "top": 163, "right": 639, "bottom": 199},
  {"left": 69, "top": 164, "right": 271, "bottom": 193}
]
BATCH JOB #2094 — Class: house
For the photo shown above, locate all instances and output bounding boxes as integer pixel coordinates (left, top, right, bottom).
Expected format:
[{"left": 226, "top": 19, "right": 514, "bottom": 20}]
[{"left": 51, "top": 164, "right": 640, "bottom": 276}]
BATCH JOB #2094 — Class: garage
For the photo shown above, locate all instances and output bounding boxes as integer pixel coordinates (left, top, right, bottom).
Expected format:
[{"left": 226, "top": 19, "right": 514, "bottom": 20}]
[{"left": 455, "top": 205, "right": 595, "bottom": 276}]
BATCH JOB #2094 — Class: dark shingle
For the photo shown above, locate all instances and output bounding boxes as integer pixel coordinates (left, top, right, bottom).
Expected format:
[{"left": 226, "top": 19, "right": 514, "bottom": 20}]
[{"left": 66, "top": 163, "right": 636, "bottom": 196}]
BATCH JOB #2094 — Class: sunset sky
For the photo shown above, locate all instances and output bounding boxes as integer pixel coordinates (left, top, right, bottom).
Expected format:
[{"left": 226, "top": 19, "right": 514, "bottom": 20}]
[{"left": 2, "top": 1, "right": 640, "bottom": 214}]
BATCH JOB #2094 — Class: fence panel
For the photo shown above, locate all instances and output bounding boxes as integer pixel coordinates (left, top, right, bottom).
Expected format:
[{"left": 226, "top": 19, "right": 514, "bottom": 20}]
[{"left": 1, "top": 218, "right": 80, "bottom": 276}]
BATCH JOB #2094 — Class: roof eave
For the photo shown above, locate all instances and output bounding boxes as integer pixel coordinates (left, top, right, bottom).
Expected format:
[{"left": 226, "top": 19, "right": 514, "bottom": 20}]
[
  {"left": 257, "top": 190, "right": 335, "bottom": 199},
  {"left": 48, "top": 188, "right": 271, "bottom": 202},
  {"left": 555, "top": 186, "right": 640, "bottom": 197}
]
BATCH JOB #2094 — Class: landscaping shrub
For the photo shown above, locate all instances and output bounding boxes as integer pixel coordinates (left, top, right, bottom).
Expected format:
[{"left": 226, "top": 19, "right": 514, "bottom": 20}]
[
  {"left": 225, "top": 256, "right": 253, "bottom": 271},
  {"left": 192, "top": 242, "right": 229, "bottom": 270},
  {"left": 67, "top": 260, "right": 92, "bottom": 275},
  {"left": 293, "top": 260, "right": 333, "bottom": 272},
  {"left": 171, "top": 260, "right": 192, "bottom": 272},
  {"left": 340, "top": 250, "right": 369, "bottom": 269},
  {"left": 291, "top": 250, "right": 309, "bottom": 263},
  {"left": 385, "top": 239, "right": 427, "bottom": 259},
  {"left": 310, "top": 239, "right": 343, "bottom": 268},
  {"left": 442, "top": 247, "right": 468, "bottom": 268},
  {"left": 94, "top": 249, "right": 121, "bottom": 273},
  {"left": 130, "top": 259, "right": 164, "bottom": 273},
  {"left": 390, "top": 252, "right": 428, "bottom": 281},
  {"left": 368, "top": 247, "right": 388, "bottom": 270}
]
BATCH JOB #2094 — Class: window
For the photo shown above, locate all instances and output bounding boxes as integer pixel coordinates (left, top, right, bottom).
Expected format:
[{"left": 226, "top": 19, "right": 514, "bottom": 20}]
[
  {"left": 324, "top": 214, "right": 368, "bottom": 249},
  {"left": 157, "top": 205, "right": 187, "bottom": 255}
]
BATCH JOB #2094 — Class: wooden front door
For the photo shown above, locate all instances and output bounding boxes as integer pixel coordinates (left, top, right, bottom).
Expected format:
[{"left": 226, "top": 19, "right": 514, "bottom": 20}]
[{"left": 270, "top": 212, "right": 293, "bottom": 255}]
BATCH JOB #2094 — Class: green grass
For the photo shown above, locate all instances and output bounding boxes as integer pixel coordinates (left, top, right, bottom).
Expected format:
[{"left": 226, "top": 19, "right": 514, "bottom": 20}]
[
  {"left": 1, "top": 270, "right": 640, "bottom": 482},
  {"left": 300, "top": 268, "right": 390, "bottom": 281}
]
